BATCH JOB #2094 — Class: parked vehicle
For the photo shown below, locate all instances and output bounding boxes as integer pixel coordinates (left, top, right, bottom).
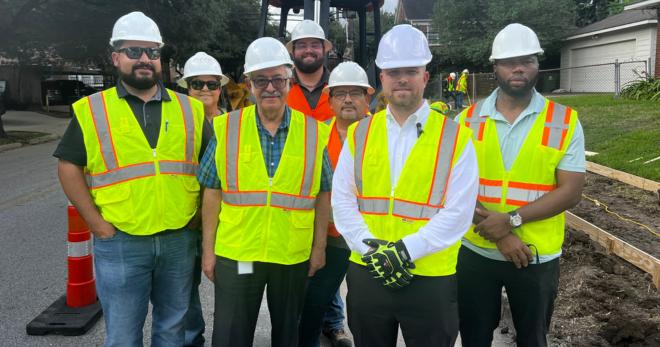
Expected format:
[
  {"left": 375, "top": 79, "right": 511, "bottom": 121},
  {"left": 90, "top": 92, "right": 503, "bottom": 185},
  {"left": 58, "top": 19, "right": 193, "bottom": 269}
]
[{"left": 41, "top": 80, "right": 97, "bottom": 106}]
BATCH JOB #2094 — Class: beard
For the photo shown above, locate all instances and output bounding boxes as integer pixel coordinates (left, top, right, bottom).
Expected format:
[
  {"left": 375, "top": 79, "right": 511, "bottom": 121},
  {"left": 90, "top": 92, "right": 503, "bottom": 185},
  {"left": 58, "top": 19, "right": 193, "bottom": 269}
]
[
  {"left": 293, "top": 54, "right": 325, "bottom": 74},
  {"left": 496, "top": 72, "right": 538, "bottom": 98},
  {"left": 119, "top": 63, "right": 161, "bottom": 90}
]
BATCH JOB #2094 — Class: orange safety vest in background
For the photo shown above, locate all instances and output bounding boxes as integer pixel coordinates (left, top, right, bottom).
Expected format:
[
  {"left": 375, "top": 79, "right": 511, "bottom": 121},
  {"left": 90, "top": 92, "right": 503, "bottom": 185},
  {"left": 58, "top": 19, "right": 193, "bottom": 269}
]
[
  {"left": 326, "top": 118, "right": 342, "bottom": 237},
  {"left": 287, "top": 83, "right": 334, "bottom": 122}
]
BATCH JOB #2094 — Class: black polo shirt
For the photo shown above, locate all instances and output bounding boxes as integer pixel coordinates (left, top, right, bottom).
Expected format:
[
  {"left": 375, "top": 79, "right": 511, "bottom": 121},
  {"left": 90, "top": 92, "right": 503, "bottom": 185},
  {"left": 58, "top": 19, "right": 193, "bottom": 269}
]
[
  {"left": 292, "top": 67, "right": 330, "bottom": 109},
  {"left": 53, "top": 81, "right": 210, "bottom": 166}
]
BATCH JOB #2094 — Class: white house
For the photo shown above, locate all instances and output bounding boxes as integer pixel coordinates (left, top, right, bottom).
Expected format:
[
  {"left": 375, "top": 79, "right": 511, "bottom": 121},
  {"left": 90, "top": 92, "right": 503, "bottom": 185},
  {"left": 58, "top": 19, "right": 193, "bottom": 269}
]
[{"left": 560, "top": 9, "right": 657, "bottom": 92}]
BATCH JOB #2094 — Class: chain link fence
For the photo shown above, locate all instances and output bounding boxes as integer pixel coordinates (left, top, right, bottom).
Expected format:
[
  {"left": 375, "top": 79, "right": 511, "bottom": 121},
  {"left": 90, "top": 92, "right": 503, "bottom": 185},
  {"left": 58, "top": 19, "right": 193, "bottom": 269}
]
[{"left": 431, "top": 60, "right": 649, "bottom": 106}]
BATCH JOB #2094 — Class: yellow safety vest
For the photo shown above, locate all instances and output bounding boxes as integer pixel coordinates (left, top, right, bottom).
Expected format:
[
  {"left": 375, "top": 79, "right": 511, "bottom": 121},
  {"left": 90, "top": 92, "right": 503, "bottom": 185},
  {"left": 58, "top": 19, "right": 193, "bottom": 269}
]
[
  {"left": 457, "top": 99, "right": 579, "bottom": 255},
  {"left": 213, "top": 105, "right": 330, "bottom": 264},
  {"left": 347, "top": 109, "right": 472, "bottom": 276},
  {"left": 457, "top": 74, "right": 468, "bottom": 93},
  {"left": 74, "top": 87, "right": 204, "bottom": 235}
]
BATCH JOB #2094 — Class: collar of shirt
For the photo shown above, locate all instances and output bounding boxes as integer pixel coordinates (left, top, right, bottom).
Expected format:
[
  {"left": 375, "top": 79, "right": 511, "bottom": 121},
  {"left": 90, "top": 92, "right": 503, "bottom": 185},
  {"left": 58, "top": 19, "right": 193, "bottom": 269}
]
[
  {"left": 293, "top": 67, "right": 330, "bottom": 91},
  {"left": 480, "top": 87, "right": 545, "bottom": 127},
  {"left": 385, "top": 99, "right": 431, "bottom": 130},
  {"left": 116, "top": 80, "right": 170, "bottom": 102},
  {"left": 255, "top": 106, "right": 291, "bottom": 136}
]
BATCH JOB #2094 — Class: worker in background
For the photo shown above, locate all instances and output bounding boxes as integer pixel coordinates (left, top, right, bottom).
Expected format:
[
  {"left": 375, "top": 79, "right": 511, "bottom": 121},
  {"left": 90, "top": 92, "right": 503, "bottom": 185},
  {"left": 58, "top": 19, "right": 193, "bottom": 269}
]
[
  {"left": 198, "top": 37, "right": 332, "bottom": 347},
  {"left": 286, "top": 19, "right": 334, "bottom": 122},
  {"left": 446, "top": 72, "right": 456, "bottom": 103},
  {"left": 298, "top": 61, "right": 374, "bottom": 347},
  {"left": 53, "top": 11, "right": 208, "bottom": 346},
  {"left": 332, "top": 24, "right": 479, "bottom": 347},
  {"left": 456, "top": 23, "right": 585, "bottom": 347},
  {"left": 456, "top": 69, "right": 469, "bottom": 109},
  {"left": 178, "top": 51, "right": 229, "bottom": 347},
  {"left": 430, "top": 100, "right": 450, "bottom": 115}
]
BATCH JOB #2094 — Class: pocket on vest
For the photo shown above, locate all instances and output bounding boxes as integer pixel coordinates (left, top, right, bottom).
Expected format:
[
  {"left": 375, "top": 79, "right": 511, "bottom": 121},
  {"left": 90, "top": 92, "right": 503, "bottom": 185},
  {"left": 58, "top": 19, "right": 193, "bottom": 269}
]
[
  {"left": 94, "top": 184, "right": 135, "bottom": 227},
  {"left": 288, "top": 210, "right": 314, "bottom": 255}
]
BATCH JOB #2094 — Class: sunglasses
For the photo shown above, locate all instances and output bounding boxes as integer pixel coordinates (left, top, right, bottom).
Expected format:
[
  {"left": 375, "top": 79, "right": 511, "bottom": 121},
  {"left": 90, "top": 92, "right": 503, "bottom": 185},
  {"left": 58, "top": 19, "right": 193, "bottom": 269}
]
[
  {"left": 251, "top": 77, "right": 288, "bottom": 90},
  {"left": 189, "top": 80, "right": 221, "bottom": 91},
  {"left": 117, "top": 47, "right": 161, "bottom": 60}
]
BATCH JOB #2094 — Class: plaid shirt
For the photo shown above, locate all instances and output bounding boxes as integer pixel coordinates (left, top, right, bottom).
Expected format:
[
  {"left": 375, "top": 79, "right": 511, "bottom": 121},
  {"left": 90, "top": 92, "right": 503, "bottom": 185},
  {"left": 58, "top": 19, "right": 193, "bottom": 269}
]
[{"left": 197, "top": 106, "right": 332, "bottom": 191}]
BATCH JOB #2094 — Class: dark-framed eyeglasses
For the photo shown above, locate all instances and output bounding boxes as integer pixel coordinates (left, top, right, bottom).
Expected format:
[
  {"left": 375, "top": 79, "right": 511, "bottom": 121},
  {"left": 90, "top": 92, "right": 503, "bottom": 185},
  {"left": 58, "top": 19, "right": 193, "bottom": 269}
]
[
  {"left": 189, "top": 79, "right": 221, "bottom": 91},
  {"left": 331, "top": 90, "right": 365, "bottom": 100},
  {"left": 251, "top": 77, "right": 288, "bottom": 90},
  {"left": 116, "top": 47, "right": 161, "bottom": 60}
]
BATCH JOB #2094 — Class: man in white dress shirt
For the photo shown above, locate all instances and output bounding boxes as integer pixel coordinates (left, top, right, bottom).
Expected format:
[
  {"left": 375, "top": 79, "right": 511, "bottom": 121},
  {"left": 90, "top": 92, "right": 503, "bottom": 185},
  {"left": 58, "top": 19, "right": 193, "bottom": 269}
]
[{"left": 331, "top": 24, "right": 479, "bottom": 347}]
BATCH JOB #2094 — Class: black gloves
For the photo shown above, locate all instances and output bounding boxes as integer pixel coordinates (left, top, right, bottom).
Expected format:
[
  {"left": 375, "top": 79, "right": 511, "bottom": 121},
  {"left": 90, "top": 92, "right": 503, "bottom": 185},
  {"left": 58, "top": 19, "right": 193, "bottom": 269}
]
[{"left": 361, "top": 238, "right": 415, "bottom": 289}]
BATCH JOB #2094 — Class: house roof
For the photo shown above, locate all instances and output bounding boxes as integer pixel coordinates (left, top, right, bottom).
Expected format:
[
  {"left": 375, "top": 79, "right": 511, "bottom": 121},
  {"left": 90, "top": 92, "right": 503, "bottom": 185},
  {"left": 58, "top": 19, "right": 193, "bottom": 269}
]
[
  {"left": 569, "top": 9, "right": 657, "bottom": 37},
  {"left": 625, "top": 0, "right": 660, "bottom": 10},
  {"left": 399, "top": 0, "right": 435, "bottom": 20}
]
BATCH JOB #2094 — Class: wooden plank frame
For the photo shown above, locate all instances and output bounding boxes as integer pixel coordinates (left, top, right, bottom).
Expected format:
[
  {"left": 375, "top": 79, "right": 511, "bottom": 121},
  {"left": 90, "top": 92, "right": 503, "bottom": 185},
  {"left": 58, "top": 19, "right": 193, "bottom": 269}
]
[
  {"left": 586, "top": 161, "right": 660, "bottom": 193},
  {"left": 566, "top": 212, "right": 660, "bottom": 289}
]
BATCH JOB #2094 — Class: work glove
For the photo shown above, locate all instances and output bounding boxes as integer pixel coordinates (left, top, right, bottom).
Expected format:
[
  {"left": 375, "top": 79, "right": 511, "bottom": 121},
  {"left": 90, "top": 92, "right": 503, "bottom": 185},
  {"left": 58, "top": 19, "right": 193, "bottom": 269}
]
[{"left": 361, "top": 239, "right": 415, "bottom": 289}]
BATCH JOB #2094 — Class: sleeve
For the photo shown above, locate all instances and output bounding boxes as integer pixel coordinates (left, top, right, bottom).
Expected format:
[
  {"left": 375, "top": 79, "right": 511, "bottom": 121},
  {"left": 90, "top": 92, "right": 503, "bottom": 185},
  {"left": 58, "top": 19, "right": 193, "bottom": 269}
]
[
  {"left": 319, "top": 149, "right": 333, "bottom": 192},
  {"left": 52, "top": 116, "right": 87, "bottom": 166},
  {"left": 331, "top": 143, "right": 375, "bottom": 255},
  {"left": 401, "top": 141, "right": 479, "bottom": 261},
  {"left": 199, "top": 119, "right": 214, "bottom": 162},
  {"left": 557, "top": 119, "right": 586, "bottom": 173},
  {"left": 197, "top": 136, "right": 221, "bottom": 189}
]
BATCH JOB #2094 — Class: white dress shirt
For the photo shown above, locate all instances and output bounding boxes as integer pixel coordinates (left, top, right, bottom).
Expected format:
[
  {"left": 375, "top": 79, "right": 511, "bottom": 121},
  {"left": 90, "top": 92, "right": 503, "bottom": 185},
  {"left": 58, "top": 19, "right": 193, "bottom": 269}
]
[{"left": 332, "top": 100, "right": 479, "bottom": 261}]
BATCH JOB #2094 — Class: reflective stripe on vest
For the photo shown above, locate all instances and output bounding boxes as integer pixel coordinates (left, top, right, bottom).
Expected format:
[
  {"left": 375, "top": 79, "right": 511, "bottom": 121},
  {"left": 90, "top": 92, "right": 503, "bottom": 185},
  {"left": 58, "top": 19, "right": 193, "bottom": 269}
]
[
  {"left": 85, "top": 92, "right": 196, "bottom": 188},
  {"left": 353, "top": 116, "right": 459, "bottom": 220},
  {"left": 223, "top": 109, "right": 319, "bottom": 209},
  {"left": 542, "top": 101, "right": 572, "bottom": 150},
  {"left": 477, "top": 178, "right": 555, "bottom": 207},
  {"left": 478, "top": 178, "right": 503, "bottom": 204},
  {"left": 463, "top": 101, "right": 486, "bottom": 140}
]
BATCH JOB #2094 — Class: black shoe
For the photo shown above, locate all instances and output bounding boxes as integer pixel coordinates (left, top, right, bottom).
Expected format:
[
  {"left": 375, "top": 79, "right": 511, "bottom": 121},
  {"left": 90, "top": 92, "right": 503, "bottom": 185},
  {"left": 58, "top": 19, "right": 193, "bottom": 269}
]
[{"left": 322, "top": 328, "right": 353, "bottom": 347}]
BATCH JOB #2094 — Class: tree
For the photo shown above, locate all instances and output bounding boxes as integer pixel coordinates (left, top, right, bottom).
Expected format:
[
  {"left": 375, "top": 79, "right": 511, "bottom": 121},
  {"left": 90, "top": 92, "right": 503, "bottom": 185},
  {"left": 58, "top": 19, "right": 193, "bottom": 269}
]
[
  {"left": 575, "top": 0, "right": 636, "bottom": 27},
  {"left": 432, "top": 0, "right": 576, "bottom": 70}
]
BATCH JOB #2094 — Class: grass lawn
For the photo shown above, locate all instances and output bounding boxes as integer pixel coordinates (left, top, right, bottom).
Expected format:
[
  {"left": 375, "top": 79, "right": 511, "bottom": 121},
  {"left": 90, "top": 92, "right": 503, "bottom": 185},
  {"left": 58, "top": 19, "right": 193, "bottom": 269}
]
[{"left": 550, "top": 94, "right": 660, "bottom": 181}]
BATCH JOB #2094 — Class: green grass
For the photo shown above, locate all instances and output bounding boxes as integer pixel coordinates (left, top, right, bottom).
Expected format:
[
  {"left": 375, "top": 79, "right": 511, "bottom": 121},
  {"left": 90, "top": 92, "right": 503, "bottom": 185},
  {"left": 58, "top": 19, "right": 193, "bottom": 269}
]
[{"left": 550, "top": 94, "right": 660, "bottom": 181}]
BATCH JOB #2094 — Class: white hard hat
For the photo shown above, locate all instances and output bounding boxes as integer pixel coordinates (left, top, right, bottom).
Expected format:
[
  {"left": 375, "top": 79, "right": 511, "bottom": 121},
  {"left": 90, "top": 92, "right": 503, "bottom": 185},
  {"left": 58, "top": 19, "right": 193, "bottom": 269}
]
[
  {"left": 244, "top": 37, "right": 294, "bottom": 75},
  {"left": 375, "top": 24, "right": 432, "bottom": 69},
  {"left": 109, "top": 11, "right": 163, "bottom": 47},
  {"left": 462, "top": 69, "right": 469, "bottom": 74},
  {"left": 449, "top": 72, "right": 456, "bottom": 78},
  {"left": 286, "top": 20, "right": 333, "bottom": 53},
  {"left": 323, "top": 62, "right": 374, "bottom": 95},
  {"left": 178, "top": 52, "right": 229, "bottom": 88},
  {"left": 489, "top": 23, "right": 544, "bottom": 62}
]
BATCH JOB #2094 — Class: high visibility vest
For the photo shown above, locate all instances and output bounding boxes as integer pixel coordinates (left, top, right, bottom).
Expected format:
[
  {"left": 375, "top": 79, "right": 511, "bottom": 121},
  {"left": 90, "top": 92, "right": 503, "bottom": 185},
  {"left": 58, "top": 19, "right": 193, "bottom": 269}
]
[
  {"left": 74, "top": 87, "right": 204, "bottom": 235},
  {"left": 213, "top": 105, "right": 330, "bottom": 264},
  {"left": 457, "top": 74, "right": 468, "bottom": 93},
  {"left": 457, "top": 99, "right": 579, "bottom": 255},
  {"left": 346, "top": 109, "right": 473, "bottom": 276},
  {"left": 287, "top": 83, "right": 334, "bottom": 122},
  {"left": 447, "top": 76, "right": 455, "bottom": 91},
  {"left": 430, "top": 101, "right": 450, "bottom": 115},
  {"left": 326, "top": 118, "right": 342, "bottom": 237}
]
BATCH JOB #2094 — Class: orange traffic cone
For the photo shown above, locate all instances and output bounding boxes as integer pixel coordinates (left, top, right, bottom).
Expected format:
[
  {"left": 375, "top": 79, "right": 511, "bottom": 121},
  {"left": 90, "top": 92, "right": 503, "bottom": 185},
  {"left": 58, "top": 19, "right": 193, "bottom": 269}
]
[{"left": 26, "top": 204, "right": 102, "bottom": 336}]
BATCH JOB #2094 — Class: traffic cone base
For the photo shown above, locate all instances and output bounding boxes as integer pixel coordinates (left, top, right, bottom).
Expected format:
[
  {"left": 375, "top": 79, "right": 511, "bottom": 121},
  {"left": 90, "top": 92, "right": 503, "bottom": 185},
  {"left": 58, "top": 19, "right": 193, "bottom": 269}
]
[{"left": 26, "top": 295, "right": 102, "bottom": 336}]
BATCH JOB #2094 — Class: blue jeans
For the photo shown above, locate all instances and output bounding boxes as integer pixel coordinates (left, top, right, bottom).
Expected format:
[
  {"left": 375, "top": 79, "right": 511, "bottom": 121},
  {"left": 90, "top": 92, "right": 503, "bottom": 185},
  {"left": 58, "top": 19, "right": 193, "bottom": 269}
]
[
  {"left": 184, "top": 231, "right": 205, "bottom": 346},
  {"left": 323, "top": 291, "right": 345, "bottom": 331},
  {"left": 455, "top": 92, "right": 464, "bottom": 110},
  {"left": 93, "top": 228, "right": 196, "bottom": 347}
]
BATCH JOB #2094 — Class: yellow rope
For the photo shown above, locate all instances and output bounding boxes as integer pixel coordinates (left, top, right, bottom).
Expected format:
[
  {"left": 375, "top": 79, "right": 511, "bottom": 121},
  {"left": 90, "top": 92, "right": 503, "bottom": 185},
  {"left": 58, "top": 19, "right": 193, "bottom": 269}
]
[{"left": 581, "top": 193, "right": 659, "bottom": 237}]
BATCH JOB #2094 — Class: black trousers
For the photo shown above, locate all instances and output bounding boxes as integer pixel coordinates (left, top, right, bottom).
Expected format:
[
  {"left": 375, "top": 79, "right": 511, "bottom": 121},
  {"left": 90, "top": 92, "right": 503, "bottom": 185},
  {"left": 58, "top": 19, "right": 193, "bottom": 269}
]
[
  {"left": 456, "top": 246, "right": 560, "bottom": 347},
  {"left": 212, "top": 256, "right": 309, "bottom": 347},
  {"left": 298, "top": 245, "right": 351, "bottom": 346},
  {"left": 346, "top": 262, "right": 458, "bottom": 347}
]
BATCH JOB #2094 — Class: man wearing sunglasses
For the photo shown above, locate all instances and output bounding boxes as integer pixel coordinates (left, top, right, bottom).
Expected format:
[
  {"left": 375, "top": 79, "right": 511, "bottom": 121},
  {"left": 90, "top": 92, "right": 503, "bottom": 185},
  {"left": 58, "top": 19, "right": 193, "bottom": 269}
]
[
  {"left": 286, "top": 20, "right": 335, "bottom": 123},
  {"left": 54, "top": 11, "right": 208, "bottom": 346},
  {"left": 198, "top": 37, "right": 332, "bottom": 347}
]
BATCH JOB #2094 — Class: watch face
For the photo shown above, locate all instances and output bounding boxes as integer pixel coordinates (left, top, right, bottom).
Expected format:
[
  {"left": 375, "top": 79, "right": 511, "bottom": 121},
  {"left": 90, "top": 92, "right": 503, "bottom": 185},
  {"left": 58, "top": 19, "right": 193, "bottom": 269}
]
[{"left": 510, "top": 213, "right": 522, "bottom": 227}]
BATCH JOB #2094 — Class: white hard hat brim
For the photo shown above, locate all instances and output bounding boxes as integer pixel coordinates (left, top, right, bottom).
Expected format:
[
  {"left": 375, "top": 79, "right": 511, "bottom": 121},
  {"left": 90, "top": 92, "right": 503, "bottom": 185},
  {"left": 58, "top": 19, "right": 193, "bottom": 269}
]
[
  {"left": 489, "top": 48, "right": 544, "bottom": 62},
  {"left": 244, "top": 62, "right": 294, "bottom": 76},
  {"left": 177, "top": 74, "right": 230, "bottom": 88},
  {"left": 322, "top": 82, "right": 375, "bottom": 95},
  {"left": 376, "top": 59, "right": 431, "bottom": 70},
  {"left": 286, "top": 37, "right": 333, "bottom": 54},
  {"left": 109, "top": 35, "right": 164, "bottom": 47}
]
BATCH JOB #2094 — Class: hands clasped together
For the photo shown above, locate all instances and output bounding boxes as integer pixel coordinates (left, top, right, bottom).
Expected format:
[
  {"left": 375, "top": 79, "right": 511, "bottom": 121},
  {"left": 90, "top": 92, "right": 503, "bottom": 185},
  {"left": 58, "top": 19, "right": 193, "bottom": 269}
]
[{"left": 361, "top": 239, "right": 415, "bottom": 290}]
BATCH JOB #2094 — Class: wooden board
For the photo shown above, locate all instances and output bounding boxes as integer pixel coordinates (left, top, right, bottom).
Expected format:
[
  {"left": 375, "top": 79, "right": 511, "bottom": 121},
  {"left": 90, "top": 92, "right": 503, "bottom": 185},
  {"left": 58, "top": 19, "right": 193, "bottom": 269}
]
[
  {"left": 566, "top": 211, "right": 660, "bottom": 289},
  {"left": 586, "top": 161, "right": 660, "bottom": 193}
]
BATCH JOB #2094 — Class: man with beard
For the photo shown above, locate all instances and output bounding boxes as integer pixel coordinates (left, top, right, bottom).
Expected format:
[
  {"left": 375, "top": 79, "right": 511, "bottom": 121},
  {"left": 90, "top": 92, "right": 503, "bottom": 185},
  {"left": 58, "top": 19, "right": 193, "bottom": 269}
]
[
  {"left": 198, "top": 37, "right": 332, "bottom": 347},
  {"left": 53, "top": 11, "right": 208, "bottom": 346},
  {"left": 332, "top": 25, "right": 479, "bottom": 346},
  {"left": 286, "top": 20, "right": 334, "bottom": 122},
  {"left": 298, "top": 62, "right": 374, "bottom": 347},
  {"left": 456, "top": 23, "right": 585, "bottom": 347}
]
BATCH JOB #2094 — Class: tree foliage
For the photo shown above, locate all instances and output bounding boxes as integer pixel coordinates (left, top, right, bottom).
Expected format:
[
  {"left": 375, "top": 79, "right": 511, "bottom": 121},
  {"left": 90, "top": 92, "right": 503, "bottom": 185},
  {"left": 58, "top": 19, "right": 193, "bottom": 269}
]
[
  {"left": 432, "top": 0, "right": 576, "bottom": 70},
  {"left": 575, "top": 0, "right": 635, "bottom": 27}
]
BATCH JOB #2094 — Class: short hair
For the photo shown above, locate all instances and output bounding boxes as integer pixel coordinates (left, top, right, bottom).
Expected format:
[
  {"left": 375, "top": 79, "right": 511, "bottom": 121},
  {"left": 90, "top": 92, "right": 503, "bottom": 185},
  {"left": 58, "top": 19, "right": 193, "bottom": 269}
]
[{"left": 111, "top": 40, "right": 124, "bottom": 51}]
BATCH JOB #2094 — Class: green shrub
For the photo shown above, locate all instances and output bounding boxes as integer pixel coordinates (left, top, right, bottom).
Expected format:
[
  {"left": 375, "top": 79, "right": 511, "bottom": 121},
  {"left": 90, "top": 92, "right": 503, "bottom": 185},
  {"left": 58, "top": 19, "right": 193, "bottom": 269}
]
[{"left": 621, "top": 77, "right": 660, "bottom": 101}]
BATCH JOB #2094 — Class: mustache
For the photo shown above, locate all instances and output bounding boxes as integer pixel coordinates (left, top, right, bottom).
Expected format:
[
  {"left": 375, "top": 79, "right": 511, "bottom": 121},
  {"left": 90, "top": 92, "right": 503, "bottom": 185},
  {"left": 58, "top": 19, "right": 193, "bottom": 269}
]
[
  {"left": 132, "top": 63, "right": 155, "bottom": 72},
  {"left": 261, "top": 91, "right": 282, "bottom": 97}
]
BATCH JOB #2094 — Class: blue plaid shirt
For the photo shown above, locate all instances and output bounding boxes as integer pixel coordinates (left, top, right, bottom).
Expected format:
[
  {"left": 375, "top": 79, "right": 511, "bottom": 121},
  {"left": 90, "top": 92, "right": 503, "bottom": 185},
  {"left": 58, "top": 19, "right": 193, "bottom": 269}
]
[{"left": 197, "top": 106, "right": 332, "bottom": 191}]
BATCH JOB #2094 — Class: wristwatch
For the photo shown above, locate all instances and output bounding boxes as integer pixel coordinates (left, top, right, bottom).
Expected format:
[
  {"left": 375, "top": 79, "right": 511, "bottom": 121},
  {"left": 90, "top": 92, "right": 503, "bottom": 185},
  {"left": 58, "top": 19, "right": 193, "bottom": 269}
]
[{"left": 508, "top": 210, "right": 522, "bottom": 228}]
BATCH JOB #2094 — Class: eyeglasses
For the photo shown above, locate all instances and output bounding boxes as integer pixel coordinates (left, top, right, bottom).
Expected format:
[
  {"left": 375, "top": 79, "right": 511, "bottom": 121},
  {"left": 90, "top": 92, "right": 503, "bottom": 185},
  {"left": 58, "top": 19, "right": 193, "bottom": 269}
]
[
  {"left": 251, "top": 77, "right": 288, "bottom": 89},
  {"left": 189, "top": 80, "right": 221, "bottom": 91},
  {"left": 294, "top": 41, "right": 323, "bottom": 51},
  {"left": 331, "top": 90, "right": 365, "bottom": 100},
  {"left": 117, "top": 47, "right": 161, "bottom": 60}
]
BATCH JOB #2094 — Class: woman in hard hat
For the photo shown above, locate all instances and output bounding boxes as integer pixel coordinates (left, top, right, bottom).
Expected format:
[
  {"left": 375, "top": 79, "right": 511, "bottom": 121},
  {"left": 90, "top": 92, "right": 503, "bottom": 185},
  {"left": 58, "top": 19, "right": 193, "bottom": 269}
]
[{"left": 178, "top": 51, "right": 229, "bottom": 347}]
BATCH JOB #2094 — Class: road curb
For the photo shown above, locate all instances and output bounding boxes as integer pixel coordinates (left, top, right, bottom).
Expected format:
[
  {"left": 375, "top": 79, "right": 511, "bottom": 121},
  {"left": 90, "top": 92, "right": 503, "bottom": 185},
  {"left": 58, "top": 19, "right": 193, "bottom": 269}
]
[
  {"left": 0, "top": 134, "right": 60, "bottom": 153},
  {"left": 0, "top": 142, "right": 22, "bottom": 153}
]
